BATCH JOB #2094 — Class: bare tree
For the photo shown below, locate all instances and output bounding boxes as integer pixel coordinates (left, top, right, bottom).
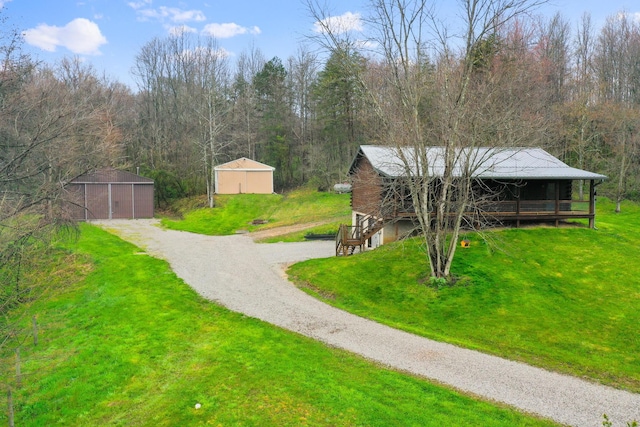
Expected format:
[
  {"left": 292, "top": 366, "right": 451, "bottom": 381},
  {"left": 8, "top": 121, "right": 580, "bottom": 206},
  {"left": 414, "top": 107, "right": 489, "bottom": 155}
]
[
  {"left": 189, "top": 38, "right": 232, "bottom": 208},
  {"left": 287, "top": 46, "right": 319, "bottom": 183},
  {"left": 539, "top": 12, "right": 571, "bottom": 105},
  {"left": 573, "top": 13, "right": 595, "bottom": 102},
  {"left": 1, "top": 58, "right": 121, "bottom": 228},
  {"left": 133, "top": 32, "right": 233, "bottom": 207},
  {"left": 592, "top": 13, "right": 640, "bottom": 211},
  {"left": 309, "top": 0, "right": 547, "bottom": 279},
  {"left": 563, "top": 13, "right": 596, "bottom": 200},
  {"left": 594, "top": 13, "right": 638, "bottom": 104},
  {"left": 1, "top": 49, "right": 121, "bottom": 350},
  {"left": 230, "top": 45, "right": 265, "bottom": 161}
]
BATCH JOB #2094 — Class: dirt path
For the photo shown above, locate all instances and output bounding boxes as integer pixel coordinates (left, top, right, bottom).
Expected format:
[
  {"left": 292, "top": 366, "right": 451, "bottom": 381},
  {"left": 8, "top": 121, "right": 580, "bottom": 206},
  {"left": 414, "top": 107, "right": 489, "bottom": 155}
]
[
  {"left": 94, "top": 219, "right": 640, "bottom": 427},
  {"left": 248, "top": 220, "right": 335, "bottom": 240}
]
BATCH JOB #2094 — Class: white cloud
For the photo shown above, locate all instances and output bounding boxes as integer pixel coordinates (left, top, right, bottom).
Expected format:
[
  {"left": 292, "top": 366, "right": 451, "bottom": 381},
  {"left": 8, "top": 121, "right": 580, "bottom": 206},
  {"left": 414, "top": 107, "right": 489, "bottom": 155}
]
[
  {"left": 169, "top": 25, "right": 197, "bottom": 36},
  {"left": 202, "top": 23, "right": 261, "bottom": 39},
  {"left": 127, "top": 0, "right": 151, "bottom": 10},
  {"left": 0, "top": 0, "right": 13, "bottom": 9},
  {"left": 314, "top": 11, "right": 363, "bottom": 34},
  {"left": 134, "top": 5, "right": 206, "bottom": 23},
  {"left": 23, "top": 18, "right": 107, "bottom": 55}
]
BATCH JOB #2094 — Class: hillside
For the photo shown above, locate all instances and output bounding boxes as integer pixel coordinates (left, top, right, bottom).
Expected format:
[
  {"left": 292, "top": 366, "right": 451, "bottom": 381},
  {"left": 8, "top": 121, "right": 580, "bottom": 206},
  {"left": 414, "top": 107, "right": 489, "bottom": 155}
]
[
  {"left": 289, "top": 198, "right": 640, "bottom": 392},
  {"left": 0, "top": 225, "right": 553, "bottom": 426}
]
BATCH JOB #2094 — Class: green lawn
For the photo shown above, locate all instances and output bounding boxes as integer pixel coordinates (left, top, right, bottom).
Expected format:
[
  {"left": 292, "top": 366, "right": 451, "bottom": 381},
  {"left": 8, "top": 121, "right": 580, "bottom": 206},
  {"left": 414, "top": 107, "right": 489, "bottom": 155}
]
[
  {"left": 162, "top": 187, "right": 351, "bottom": 236},
  {"left": 0, "top": 225, "right": 555, "bottom": 426},
  {"left": 288, "top": 198, "right": 640, "bottom": 392}
]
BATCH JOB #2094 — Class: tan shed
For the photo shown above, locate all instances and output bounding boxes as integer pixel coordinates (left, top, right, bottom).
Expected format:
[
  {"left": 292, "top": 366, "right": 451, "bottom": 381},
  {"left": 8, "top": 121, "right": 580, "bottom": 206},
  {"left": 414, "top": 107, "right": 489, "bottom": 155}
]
[
  {"left": 214, "top": 158, "right": 275, "bottom": 194},
  {"left": 68, "top": 169, "right": 154, "bottom": 220}
]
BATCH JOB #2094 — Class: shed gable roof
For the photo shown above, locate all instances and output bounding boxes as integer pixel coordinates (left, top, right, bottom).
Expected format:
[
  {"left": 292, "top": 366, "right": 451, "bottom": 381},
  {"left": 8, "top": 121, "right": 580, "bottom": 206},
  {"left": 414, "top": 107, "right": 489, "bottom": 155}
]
[
  {"left": 71, "top": 168, "right": 154, "bottom": 184},
  {"left": 350, "top": 145, "right": 607, "bottom": 181},
  {"left": 214, "top": 157, "right": 275, "bottom": 171}
]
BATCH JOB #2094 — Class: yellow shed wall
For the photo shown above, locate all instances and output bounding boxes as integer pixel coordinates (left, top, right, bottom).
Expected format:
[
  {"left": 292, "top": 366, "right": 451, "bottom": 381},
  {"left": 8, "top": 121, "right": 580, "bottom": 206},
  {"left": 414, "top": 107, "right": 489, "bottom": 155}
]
[
  {"left": 245, "top": 170, "right": 273, "bottom": 194},
  {"left": 216, "top": 170, "right": 273, "bottom": 194}
]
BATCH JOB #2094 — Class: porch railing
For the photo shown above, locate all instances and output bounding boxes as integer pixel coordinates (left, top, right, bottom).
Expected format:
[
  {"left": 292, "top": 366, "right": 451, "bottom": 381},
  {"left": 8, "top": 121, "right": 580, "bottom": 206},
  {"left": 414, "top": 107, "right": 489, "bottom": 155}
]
[
  {"left": 392, "top": 199, "right": 591, "bottom": 216},
  {"left": 336, "top": 216, "right": 384, "bottom": 256},
  {"left": 479, "top": 199, "right": 590, "bottom": 215}
]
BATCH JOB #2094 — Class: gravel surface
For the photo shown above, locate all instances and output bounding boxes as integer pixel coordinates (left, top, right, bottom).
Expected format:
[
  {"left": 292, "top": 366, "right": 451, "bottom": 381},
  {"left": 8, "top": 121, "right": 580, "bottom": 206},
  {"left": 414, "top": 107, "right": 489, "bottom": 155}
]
[{"left": 95, "top": 219, "right": 640, "bottom": 427}]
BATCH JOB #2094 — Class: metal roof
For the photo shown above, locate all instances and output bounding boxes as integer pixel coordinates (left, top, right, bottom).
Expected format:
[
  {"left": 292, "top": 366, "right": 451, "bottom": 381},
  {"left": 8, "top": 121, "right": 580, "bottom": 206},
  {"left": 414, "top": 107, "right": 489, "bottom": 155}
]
[
  {"left": 214, "top": 157, "right": 275, "bottom": 171},
  {"left": 352, "top": 145, "right": 607, "bottom": 180},
  {"left": 71, "top": 168, "right": 154, "bottom": 184}
]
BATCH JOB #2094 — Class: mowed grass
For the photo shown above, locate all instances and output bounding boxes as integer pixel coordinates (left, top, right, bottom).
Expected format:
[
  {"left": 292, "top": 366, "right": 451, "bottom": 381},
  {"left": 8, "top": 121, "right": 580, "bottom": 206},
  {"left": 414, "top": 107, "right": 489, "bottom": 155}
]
[
  {"left": 162, "top": 187, "right": 351, "bottom": 236},
  {"left": 288, "top": 198, "right": 640, "bottom": 392},
  {"left": 0, "top": 224, "right": 555, "bottom": 426}
]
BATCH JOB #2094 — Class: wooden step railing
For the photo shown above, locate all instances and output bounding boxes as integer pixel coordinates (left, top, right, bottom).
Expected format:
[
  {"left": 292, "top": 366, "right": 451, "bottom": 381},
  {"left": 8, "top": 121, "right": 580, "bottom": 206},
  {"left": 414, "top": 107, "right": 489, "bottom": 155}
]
[{"left": 335, "top": 217, "right": 384, "bottom": 256}]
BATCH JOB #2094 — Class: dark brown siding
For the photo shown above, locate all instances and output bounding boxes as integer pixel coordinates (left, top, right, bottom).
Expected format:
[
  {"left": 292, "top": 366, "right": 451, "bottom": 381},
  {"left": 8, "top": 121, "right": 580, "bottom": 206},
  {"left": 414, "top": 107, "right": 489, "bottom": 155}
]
[
  {"left": 86, "top": 184, "right": 109, "bottom": 220},
  {"left": 134, "top": 184, "right": 154, "bottom": 218},
  {"left": 68, "top": 169, "right": 155, "bottom": 220},
  {"left": 67, "top": 184, "right": 87, "bottom": 220},
  {"left": 351, "top": 156, "right": 383, "bottom": 216},
  {"left": 111, "top": 184, "right": 133, "bottom": 219},
  {"left": 74, "top": 169, "right": 154, "bottom": 184}
]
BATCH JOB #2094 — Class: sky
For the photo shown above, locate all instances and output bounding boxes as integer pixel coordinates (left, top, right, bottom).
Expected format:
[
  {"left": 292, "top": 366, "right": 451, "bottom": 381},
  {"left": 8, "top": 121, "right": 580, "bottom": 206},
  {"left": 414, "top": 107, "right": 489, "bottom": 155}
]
[{"left": 2, "top": 0, "right": 639, "bottom": 90}]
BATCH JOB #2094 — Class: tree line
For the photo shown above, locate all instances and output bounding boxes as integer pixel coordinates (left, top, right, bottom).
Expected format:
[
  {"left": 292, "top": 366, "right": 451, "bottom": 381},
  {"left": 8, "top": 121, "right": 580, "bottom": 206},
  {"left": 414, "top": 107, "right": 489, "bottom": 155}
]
[
  {"left": 125, "top": 7, "right": 639, "bottom": 211},
  {"left": 4, "top": 7, "right": 639, "bottom": 207}
]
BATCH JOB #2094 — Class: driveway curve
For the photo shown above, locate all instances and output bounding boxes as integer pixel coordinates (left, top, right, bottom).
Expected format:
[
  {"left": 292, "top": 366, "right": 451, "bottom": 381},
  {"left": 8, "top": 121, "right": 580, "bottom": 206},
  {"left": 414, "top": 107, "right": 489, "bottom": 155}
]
[{"left": 95, "top": 219, "right": 640, "bottom": 427}]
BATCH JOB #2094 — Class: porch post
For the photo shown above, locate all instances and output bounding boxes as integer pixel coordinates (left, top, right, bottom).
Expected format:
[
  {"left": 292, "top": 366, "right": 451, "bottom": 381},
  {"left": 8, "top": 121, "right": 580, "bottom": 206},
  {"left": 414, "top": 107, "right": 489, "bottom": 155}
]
[
  {"left": 515, "top": 185, "right": 521, "bottom": 228},
  {"left": 555, "top": 180, "right": 560, "bottom": 227},
  {"left": 589, "top": 179, "right": 595, "bottom": 229}
]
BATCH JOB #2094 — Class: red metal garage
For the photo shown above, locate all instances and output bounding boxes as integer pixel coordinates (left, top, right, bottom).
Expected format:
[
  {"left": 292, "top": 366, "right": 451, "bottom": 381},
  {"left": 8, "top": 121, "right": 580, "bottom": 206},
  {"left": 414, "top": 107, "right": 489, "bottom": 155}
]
[{"left": 68, "top": 169, "right": 154, "bottom": 220}]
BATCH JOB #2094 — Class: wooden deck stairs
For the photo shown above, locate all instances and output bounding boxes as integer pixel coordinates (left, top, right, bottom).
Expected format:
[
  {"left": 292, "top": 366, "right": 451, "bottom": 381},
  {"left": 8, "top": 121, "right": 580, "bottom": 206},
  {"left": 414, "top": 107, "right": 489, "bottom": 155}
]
[{"left": 335, "top": 217, "right": 384, "bottom": 256}]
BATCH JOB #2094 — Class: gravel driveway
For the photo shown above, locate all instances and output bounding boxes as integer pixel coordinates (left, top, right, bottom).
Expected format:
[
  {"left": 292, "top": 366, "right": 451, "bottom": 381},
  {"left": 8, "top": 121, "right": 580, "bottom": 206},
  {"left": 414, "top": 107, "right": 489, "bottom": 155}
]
[{"left": 95, "top": 219, "right": 640, "bottom": 427}]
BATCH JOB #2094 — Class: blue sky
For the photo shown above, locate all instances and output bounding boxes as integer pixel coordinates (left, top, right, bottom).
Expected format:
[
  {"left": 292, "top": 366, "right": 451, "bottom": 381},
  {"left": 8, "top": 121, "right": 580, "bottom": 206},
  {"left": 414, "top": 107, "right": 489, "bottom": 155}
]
[{"left": 3, "top": 0, "right": 638, "bottom": 90}]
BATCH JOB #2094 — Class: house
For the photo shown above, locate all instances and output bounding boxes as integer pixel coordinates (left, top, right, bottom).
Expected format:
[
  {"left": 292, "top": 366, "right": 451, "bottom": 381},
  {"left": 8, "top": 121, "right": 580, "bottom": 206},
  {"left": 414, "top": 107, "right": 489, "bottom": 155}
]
[
  {"left": 68, "top": 169, "right": 154, "bottom": 220},
  {"left": 214, "top": 158, "right": 275, "bottom": 194},
  {"left": 340, "top": 145, "right": 606, "bottom": 253}
]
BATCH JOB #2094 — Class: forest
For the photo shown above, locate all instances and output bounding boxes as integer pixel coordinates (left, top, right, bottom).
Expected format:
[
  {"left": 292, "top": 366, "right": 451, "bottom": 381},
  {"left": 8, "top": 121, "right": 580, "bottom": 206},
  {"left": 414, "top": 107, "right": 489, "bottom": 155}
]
[
  {"left": 2, "top": 1, "right": 640, "bottom": 279},
  {"left": 3, "top": 8, "right": 639, "bottom": 207}
]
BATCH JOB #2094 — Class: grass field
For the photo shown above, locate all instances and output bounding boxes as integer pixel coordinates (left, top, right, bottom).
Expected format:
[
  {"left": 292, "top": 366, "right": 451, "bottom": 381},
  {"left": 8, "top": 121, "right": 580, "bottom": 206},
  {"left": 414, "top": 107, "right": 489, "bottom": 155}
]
[
  {"left": 288, "top": 198, "right": 640, "bottom": 392},
  {"left": 0, "top": 225, "right": 555, "bottom": 426},
  {"left": 161, "top": 187, "right": 351, "bottom": 236}
]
